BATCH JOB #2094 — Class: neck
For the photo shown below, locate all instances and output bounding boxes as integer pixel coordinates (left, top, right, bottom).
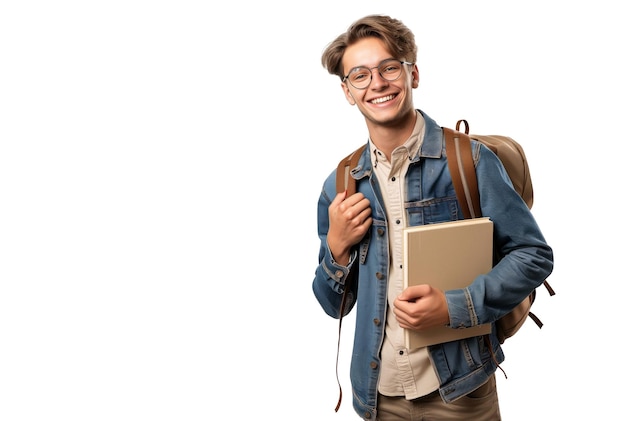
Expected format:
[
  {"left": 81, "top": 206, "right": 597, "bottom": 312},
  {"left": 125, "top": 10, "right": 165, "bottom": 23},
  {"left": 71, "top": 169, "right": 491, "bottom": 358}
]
[{"left": 366, "top": 110, "right": 417, "bottom": 160}]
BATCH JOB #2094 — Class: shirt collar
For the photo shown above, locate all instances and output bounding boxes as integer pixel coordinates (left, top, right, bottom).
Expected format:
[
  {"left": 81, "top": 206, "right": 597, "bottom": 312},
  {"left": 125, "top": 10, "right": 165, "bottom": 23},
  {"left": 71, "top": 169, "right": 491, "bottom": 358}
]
[{"left": 368, "top": 111, "right": 426, "bottom": 168}]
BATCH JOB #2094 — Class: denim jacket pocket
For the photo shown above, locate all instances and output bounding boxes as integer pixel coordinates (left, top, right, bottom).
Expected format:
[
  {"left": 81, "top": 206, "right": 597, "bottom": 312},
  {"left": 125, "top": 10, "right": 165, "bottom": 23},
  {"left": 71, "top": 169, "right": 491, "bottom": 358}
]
[{"left": 405, "top": 196, "right": 461, "bottom": 226}]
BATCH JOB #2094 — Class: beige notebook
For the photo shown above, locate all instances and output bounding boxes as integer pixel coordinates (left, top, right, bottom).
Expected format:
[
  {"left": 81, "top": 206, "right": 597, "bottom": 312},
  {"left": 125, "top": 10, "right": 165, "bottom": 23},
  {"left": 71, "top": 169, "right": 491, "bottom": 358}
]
[{"left": 402, "top": 217, "right": 493, "bottom": 349}]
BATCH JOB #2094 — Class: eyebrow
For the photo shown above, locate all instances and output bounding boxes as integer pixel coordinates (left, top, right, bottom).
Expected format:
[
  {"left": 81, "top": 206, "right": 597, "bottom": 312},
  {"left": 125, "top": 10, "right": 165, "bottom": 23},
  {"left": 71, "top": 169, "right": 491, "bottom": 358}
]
[{"left": 346, "top": 57, "right": 396, "bottom": 74}]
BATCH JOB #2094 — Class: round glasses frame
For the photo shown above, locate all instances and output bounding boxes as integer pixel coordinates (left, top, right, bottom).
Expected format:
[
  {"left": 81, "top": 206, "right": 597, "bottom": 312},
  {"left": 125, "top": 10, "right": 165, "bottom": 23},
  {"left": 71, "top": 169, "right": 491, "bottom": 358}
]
[{"left": 342, "top": 59, "right": 414, "bottom": 90}]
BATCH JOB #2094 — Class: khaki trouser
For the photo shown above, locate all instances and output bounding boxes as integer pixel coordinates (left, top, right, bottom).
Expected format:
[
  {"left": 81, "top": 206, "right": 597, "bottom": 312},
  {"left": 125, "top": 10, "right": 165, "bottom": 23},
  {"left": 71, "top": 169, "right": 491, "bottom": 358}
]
[{"left": 374, "top": 375, "right": 500, "bottom": 421}]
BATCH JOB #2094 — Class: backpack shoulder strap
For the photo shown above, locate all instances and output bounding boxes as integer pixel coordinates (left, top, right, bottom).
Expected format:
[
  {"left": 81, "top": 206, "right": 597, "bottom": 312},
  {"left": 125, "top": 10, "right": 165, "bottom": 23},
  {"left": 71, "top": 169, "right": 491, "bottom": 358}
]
[
  {"left": 444, "top": 121, "right": 481, "bottom": 219},
  {"left": 336, "top": 144, "right": 367, "bottom": 196},
  {"left": 332, "top": 143, "right": 366, "bottom": 413}
]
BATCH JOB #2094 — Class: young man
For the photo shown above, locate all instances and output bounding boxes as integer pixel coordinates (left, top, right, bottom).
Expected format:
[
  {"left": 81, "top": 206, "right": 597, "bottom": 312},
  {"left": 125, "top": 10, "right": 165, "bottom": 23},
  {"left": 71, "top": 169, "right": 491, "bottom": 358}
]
[{"left": 312, "top": 15, "right": 554, "bottom": 420}]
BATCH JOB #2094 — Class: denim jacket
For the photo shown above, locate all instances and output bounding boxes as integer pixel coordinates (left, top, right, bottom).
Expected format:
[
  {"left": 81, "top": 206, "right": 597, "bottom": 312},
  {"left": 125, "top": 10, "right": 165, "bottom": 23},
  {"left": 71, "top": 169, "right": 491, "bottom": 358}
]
[{"left": 312, "top": 110, "right": 554, "bottom": 419}]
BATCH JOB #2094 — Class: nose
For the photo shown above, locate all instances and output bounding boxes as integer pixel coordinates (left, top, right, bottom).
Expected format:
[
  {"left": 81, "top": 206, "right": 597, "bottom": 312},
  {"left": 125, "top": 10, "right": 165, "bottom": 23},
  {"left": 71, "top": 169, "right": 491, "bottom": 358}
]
[{"left": 369, "top": 68, "right": 388, "bottom": 89}]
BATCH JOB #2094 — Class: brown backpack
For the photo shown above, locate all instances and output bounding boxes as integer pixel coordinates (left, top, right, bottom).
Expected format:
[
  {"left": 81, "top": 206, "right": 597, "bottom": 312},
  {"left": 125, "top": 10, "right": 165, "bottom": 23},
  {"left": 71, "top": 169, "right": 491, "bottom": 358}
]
[
  {"left": 336, "top": 120, "right": 554, "bottom": 344},
  {"left": 443, "top": 119, "right": 554, "bottom": 344}
]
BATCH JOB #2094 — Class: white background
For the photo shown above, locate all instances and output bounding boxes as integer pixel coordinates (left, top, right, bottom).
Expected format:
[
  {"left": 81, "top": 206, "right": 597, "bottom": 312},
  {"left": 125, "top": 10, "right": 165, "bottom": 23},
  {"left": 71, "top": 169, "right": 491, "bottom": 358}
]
[{"left": 1, "top": 1, "right": 623, "bottom": 420}]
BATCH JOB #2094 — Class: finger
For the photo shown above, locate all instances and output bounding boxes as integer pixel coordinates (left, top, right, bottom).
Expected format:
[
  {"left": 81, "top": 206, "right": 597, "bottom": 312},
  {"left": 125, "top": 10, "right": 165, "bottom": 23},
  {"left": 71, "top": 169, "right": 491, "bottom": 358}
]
[
  {"left": 341, "top": 192, "right": 368, "bottom": 208},
  {"left": 332, "top": 190, "right": 348, "bottom": 206},
  {"left": 342, "top": 198, "right": 371, "bottom": 223}
]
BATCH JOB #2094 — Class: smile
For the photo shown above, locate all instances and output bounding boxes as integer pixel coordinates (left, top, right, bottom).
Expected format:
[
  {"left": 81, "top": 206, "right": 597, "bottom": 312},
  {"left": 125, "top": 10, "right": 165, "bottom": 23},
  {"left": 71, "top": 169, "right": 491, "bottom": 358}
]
[{"left": 370, "top": 94, "right": 396, "bottom": 104}]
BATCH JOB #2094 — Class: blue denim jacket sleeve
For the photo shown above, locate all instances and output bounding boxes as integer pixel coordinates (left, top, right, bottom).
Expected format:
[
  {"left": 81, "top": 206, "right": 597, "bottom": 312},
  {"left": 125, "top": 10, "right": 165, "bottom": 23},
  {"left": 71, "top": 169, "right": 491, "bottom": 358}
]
[{"left": 446, "top": 142, "right": 554, "bottom": 328}]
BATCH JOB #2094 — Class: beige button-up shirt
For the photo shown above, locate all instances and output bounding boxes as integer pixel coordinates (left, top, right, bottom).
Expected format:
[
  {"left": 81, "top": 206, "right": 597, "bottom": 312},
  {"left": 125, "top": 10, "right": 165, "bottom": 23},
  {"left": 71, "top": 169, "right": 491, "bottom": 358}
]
[{"left": 372, "top": 112, "right": 440, "bottom": 399}]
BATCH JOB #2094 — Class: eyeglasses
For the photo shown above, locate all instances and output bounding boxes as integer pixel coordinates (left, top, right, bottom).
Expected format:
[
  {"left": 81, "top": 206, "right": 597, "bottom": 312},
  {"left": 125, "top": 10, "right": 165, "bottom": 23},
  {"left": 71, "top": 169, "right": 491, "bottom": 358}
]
[{"left": 342, "top": 59, "right": 413, "bottom": 90}]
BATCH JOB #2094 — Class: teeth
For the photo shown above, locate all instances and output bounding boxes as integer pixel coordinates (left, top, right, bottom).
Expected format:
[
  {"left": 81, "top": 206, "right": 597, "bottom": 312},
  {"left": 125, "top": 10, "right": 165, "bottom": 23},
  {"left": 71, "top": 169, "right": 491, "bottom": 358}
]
[{"left": 371, "top": 95, "right": 395, "bottom": 104}]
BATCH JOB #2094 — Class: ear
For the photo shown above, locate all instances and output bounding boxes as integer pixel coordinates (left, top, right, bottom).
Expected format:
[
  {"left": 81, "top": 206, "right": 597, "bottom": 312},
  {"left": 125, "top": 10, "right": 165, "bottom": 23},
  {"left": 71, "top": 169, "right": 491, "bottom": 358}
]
[
  {"left": 341, "top": 82, "right": 356, "bottom": 105},
  {"left": 411, "top": 65, "right": 420, "bottom": 89}
]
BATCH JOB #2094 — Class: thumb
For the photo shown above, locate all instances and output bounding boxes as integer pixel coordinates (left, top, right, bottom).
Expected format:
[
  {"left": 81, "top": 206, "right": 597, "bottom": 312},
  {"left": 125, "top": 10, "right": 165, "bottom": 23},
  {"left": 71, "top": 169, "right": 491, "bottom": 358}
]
[
  {"left": 399, "top": 284, "right": 427, "bottom": 301},
  {"left": 332, "top": 189, "right": 348, "bottom": 204}
]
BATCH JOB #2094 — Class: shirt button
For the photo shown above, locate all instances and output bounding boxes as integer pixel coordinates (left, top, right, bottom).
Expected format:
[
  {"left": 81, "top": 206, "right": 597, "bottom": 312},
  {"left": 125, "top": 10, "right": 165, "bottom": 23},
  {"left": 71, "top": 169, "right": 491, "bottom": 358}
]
[
  {"left": 335, "top": 270, "right": 344, "bottom": 278},
  {"left": 396, "top": 219, "right": 401, "bottom": 225}
]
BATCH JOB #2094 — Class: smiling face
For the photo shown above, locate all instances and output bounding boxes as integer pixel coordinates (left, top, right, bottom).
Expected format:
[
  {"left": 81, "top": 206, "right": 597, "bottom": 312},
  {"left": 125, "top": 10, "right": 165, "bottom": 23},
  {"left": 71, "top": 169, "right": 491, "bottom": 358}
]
[{"left": 341, "top": 37, "right": 419, "bottom": 131}]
